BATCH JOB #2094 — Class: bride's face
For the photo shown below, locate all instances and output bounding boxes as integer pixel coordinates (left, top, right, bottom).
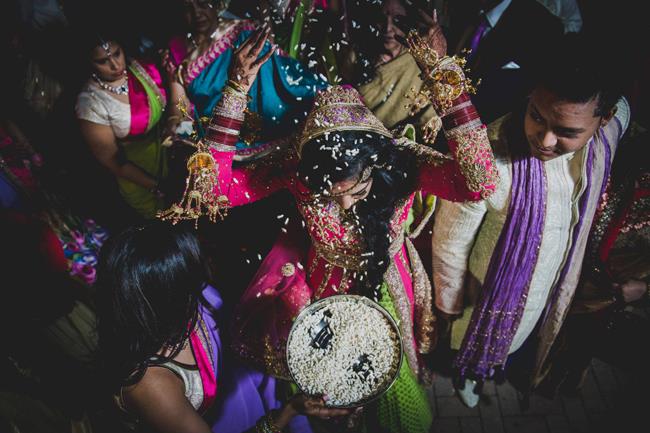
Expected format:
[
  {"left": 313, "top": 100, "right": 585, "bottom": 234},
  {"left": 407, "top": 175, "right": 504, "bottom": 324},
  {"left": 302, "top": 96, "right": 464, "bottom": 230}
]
[{"left": 328, "top": 175, "right": 373, "bottom": 211}]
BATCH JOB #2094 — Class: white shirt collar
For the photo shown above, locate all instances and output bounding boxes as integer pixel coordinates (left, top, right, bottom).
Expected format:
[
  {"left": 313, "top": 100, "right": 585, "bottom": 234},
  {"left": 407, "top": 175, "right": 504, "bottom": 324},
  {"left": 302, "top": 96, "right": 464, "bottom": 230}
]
[{"left": 484, "top": 0, "right": 513, "bottom": 28}]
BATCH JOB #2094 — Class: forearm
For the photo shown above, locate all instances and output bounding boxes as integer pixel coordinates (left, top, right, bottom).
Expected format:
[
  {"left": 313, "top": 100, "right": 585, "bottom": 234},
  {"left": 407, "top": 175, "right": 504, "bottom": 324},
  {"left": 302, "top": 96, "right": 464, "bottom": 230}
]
[
  {"left": 410, "top": 36, "right": 498, "bottom": 200},
  {"left": 106, "top": 158, "right": 158, "bottom": 190},
  {"left": 166, "top": 82, "right": 190, "bottom": 127}
]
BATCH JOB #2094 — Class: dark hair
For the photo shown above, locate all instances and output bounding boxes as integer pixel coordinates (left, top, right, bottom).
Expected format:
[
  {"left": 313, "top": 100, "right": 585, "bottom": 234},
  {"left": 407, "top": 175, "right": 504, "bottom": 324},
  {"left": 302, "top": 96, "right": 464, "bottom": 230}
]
[
  {"left": 534, "top": 34, "right": 623, "bottom": 117},
  {"left": 96, "top": 221, "right": 210, "bottom": 389},
  {"left": 297, "top": 130, "right": 418, "bottom": 299}
]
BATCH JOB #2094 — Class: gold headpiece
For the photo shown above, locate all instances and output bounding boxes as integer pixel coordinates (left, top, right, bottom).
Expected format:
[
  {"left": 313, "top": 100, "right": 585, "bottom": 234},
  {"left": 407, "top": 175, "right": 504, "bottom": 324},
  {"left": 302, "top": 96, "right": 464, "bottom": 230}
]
[{"left": 297, "top": 86, "right": 393, "bottom": 156}]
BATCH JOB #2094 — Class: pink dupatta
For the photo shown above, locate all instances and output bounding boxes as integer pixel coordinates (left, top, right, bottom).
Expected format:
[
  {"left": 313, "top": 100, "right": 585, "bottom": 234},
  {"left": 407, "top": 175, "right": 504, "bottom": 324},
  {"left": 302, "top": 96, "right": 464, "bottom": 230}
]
[{"left": 127, "top": 60, "right": 167, "bottom": 136}]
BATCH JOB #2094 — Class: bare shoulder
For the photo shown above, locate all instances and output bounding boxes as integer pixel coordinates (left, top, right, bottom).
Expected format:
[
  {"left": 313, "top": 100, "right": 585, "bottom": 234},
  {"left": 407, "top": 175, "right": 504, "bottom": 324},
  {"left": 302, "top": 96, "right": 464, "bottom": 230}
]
[
  {"left": 122, "top": 366, "right": 185, "bottom": 410},
  {"left": 121, "top": 366, "right": 211, "bottom": 433}
]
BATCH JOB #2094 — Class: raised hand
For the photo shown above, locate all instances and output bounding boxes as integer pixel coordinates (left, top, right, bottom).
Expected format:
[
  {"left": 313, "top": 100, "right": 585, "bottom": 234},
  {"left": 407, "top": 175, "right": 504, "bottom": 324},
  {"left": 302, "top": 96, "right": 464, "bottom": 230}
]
[
  {"left": 229, "top": 26, "right": 276, "bottom": 93},
  {"left": 394, "top": 8, "right": 447, "bottom": 59}
]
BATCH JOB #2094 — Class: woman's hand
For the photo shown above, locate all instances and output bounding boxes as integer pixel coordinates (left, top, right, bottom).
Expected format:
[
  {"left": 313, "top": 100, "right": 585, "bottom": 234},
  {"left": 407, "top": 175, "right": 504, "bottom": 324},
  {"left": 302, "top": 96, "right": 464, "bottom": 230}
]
[
  {"left": 229, "top": 26, "right": 276, "bottom": 93},
  {"left": 419, "top": 9, "right": 447, "bottom": 58},
  {"left": 394, "top": 9, "right": 446, "bottom": 57},
  {"left": 270, "top": 394, "right": 352, "bottom": 429},
  {"left": 288, "top": 394, "right": 352, "bottom": 418}
]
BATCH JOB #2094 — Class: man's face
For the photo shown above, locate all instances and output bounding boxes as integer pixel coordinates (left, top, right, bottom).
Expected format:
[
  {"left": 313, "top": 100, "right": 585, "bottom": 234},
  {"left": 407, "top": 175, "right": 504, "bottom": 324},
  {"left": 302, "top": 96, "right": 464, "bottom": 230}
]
[{"left": 524, "top": 88, "right": 606, "bottom": 161}]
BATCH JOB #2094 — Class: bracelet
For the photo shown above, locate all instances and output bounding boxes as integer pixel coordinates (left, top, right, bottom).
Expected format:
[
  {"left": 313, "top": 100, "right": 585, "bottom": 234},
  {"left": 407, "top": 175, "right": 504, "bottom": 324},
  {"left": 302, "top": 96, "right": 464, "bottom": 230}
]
[
  {"left": 212, "top": 85, "right": 248, "bottom": 121},
  {"left": 227, "top": 79, "right": 250, "bottom": 97},
  {"left": 255, "top": 411, "right": 281, "bottom": 433}
]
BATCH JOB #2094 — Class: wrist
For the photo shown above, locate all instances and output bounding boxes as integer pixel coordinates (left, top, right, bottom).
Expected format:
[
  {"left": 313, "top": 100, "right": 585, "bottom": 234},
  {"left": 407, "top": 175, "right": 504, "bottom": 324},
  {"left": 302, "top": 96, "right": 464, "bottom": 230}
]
[
  {"left": 441, "top": 93, "right": 481, "bottom": 133},
  {"left": 227, "top": 79, "right": 251, "bottom": 96},
  {"left": 255, "top": 410, "right": 286, "bottom": 433},
  {"left": 211, "top": 84, "right": 248, "bottom": 122}
]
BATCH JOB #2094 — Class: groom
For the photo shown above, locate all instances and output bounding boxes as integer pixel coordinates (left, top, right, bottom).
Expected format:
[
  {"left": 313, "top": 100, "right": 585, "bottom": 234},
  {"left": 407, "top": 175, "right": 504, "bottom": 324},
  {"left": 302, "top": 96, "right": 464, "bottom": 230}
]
[{"left": 431, "top": 36, "right": 630, "bottom": 406}]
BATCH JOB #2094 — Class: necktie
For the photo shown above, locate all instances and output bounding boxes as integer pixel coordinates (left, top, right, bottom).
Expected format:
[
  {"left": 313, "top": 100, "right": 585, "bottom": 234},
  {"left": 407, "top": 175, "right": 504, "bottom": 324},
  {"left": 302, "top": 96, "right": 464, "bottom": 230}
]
[{"left": 468, "top": 15, "right": 489, "bottom": 60}]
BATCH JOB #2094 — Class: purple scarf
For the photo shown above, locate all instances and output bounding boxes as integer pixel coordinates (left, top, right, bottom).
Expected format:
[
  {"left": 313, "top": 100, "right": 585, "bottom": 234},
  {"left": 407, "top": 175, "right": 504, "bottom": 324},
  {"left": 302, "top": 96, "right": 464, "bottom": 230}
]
[{"left": 454, "top": 132, "right": 605, "bottom": 380}]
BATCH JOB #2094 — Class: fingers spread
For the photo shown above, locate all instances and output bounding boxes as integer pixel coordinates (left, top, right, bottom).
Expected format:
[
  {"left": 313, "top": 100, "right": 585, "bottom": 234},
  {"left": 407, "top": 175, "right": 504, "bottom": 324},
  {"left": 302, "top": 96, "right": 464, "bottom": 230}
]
[{"left": 252, "top": 45, "right": 276, "bottom": 67}]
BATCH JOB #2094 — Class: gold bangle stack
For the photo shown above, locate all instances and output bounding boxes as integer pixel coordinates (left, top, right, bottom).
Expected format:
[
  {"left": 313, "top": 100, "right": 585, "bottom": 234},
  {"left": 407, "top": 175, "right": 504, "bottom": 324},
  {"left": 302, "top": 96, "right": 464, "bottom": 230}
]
[{"left": 406, "top": 30, "right": 478, "bottom": 114}]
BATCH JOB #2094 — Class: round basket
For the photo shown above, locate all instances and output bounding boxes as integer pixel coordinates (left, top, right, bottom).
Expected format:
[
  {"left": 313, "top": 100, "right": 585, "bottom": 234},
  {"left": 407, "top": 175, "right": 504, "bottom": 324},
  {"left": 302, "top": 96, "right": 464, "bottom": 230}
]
[{"left": 286, "top": 294, "right": 403, "bottom": 408}]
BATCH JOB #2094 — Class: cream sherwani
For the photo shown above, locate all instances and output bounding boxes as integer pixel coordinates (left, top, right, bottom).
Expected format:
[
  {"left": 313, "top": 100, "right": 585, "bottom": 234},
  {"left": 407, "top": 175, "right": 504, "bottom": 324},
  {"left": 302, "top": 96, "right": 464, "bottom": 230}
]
[{"left": 432, "top": 99, "right": 630, "bottom": 381}]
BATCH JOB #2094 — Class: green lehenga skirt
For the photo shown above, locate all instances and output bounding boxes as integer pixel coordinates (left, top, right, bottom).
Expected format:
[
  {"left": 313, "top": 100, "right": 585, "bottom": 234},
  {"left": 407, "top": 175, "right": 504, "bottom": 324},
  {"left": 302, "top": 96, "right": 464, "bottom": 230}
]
[
  {"left": 365, "top": 282, "right": 433, "bottom": 433},
  {"left": 117, "top": 131, "right": 167, "bottom": 219}
]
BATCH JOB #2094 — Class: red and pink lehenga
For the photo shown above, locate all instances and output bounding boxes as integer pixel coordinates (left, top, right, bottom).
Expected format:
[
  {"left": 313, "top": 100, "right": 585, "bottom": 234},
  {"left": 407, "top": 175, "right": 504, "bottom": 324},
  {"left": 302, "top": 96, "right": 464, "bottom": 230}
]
[{"left": 162, "top": 83, "right": 498, "bottom": 432}]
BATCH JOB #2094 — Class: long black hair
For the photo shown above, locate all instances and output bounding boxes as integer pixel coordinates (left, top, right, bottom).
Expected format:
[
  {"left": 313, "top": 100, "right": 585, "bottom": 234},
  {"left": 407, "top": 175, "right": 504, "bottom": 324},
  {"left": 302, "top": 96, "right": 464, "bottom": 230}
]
[
  {"left": 298, "top": 130, "right": 418, "bottom": 299},
  {"left": 96, "top": 221, "right": 210, "bottom": 390}
]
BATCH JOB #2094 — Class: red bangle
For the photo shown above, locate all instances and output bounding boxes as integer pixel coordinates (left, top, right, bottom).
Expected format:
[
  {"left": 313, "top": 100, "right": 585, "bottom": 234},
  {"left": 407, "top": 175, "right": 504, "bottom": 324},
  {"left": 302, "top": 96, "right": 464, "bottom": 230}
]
[
  {"left": 211, "top": 115, "right": 243, "bottom": 131},
  {"left": 442, "top": 93, "right": 480, "bottom": 129},
  {"left": 206, "top": 114, "right": 242, "bottom": 144},
  {"left": 206, "top": 131, "right": 239, "bottom": 146}
]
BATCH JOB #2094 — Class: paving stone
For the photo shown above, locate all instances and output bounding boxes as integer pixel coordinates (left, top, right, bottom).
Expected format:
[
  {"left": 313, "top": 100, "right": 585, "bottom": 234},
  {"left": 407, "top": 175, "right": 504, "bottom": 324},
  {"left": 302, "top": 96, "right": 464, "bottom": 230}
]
[
  {"left": 460, "top": 417, "right": 483, "bottom": 433},
  {"left": 586, "top": 410, "right": 608, "bottom": 433},
  {"left": 591, "top": 364, "right": 619, "bottom": 410},
  {"left": 437, "top": 396, "right": 481, "bottom": 417},
  {"left": 426, "top": 384, "right": 438, "bottom": 418},
  {"left": 432, "top": 417, "right": 462, "bottom": 433},
  {"left": 434, "top": 374, "right": 457, "bottom": 397},
  {"left": 580, "top": 369, "right": 606, "bottom": 411},
  {"left": 562, "top": 396, "right": 590, "bottom": 433},
  {"left": 526, "top": 394, "right": 563, "bottom": 415},
  {"left": 545, "top": 415, "right": 572, "bottom": 433},
  {"left": 502, "top": 416, "right": 548, "bottom": 433},
  {"left": 482, "top": 380, "right": 497, "bottom": 396},
  {"left": 495, "top": 381, "right": 521, "bottom": 416},
  {"left": 479, "top": 397, "right": 505, "bottom": 433},
  {"left": 610, "top": 364, "right": 629, "bottom": 386}
]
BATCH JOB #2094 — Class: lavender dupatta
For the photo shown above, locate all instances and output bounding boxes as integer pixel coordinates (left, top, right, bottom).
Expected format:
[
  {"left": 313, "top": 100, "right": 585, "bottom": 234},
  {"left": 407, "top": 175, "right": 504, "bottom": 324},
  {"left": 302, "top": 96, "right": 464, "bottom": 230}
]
[
  {"left": 199, "top": 286, "right": 312, "bottom": 433},
  {"left": 453, "top": 132, "right": 607, "bottom": 380}
]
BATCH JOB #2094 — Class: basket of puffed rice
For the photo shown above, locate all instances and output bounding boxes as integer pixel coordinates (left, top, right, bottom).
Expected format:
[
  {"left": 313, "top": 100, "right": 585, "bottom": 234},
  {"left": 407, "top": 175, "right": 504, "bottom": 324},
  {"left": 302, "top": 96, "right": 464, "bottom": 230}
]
[{"left": 286, "top": 294, "right": 403, "bottom": 408}]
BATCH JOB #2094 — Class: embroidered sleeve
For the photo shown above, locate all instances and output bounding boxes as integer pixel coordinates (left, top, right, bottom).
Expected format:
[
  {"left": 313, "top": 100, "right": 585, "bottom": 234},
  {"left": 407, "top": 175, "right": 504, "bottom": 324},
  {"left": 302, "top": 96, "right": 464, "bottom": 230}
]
[
  {"left": 416, "top": 93, "right": 499, "bottom": 201},
  {"left": 204, "top": 86, "right": 291, "bottom": 207}
]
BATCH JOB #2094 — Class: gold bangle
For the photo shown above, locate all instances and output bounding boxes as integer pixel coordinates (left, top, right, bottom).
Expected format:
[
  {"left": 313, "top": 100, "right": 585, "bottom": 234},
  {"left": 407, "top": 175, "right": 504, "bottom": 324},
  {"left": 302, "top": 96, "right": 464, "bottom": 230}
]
[{"left": 227, "top": 79, "right": 249, "bottom": 96}]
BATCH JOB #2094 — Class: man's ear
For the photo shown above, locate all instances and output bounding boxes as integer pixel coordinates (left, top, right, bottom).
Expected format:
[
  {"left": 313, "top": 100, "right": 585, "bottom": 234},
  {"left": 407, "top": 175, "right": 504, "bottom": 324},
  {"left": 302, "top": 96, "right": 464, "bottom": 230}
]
[{"left": 600, "top": 105, "right": 618, "bottom": 127}]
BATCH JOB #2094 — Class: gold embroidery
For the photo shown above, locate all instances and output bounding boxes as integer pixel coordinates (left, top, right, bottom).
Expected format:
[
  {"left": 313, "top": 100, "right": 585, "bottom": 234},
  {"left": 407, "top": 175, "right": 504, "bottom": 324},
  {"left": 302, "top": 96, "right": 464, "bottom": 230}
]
[
  {"left": 312, "top": 239, "right": 364, "bottom": 270},
  {"left": 262, "top": 335, "right": 290, "bottom": 379},
  {"left": 211, "top": 85, "right": 247, "bottom": 121},
  {"left": 313, "top": 264, "right": 334, "bottom": 300},
  {"left": 384, "top": 260, "right": 420, "bottom": 377},
  {"left": 281, "top": 263, "right": 296, "bottom": 277},
  {"left": 405, "top": 238, "right": 436, "bottom": 356},
  {"left": 394, "top": 137, "right": 450, "bottom": 167},
  {"left": 448, "top": 125, "right": 499, "bottom": 199}
]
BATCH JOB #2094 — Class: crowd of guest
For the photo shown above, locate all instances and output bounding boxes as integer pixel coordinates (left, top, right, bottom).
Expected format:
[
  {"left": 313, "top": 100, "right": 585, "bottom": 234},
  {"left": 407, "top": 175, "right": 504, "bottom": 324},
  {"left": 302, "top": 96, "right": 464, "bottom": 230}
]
[{"left": 1, "top": 1, "right": 647, "bottom": 433}]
